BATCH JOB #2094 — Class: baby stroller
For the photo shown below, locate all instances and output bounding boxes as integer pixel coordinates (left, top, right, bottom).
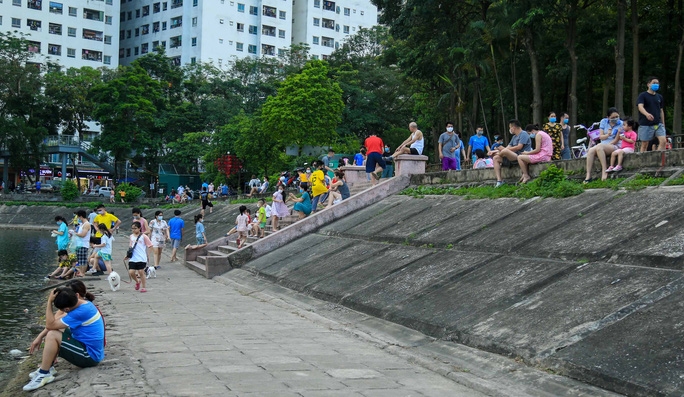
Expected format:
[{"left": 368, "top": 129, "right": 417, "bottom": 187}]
[{"left": 571, "top": 122, "right": 601, "bottom": 159}]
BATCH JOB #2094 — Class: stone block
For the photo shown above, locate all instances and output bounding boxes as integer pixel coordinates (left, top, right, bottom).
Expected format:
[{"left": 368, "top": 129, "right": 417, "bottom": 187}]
[{"left": 395, "top": 154, "right": 429, "bottom": 176}]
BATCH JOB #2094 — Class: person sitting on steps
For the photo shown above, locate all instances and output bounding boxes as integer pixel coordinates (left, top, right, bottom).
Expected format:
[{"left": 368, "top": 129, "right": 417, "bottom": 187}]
[{"left": 607, "top": 119, "right": 638, "bottom": 173}]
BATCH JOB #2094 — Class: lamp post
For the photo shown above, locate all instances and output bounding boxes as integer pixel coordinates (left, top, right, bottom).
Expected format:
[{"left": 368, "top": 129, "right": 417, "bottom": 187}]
[{"left": 125, "top": 160, "right": 129, "bottom": 183}]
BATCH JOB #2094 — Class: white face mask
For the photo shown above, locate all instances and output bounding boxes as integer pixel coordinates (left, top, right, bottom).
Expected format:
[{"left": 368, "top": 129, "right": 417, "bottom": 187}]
[{"left": 446, "top": 127, "right": 453, "bottom": 132}]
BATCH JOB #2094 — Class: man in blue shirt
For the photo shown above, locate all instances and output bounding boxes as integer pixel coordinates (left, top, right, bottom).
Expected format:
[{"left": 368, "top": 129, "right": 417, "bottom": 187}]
[
  {"left": 168, "top": 209, "right": 184, "bottom": 262},
  {"left": 467, "top": 126, "right": 491, "bottom": 165},
  {"left": 24, "top": 288, "right": 104, "bottom": 391},
  {"left": 488, "top": 119, "right": 532, "bottom": 187}
]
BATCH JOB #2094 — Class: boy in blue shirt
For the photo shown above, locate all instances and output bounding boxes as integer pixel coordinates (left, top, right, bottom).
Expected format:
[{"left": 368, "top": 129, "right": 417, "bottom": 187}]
[
  {"left": 354, "top": 147, "right": 366, "bottom": 166},
  {"left": 168, "top": 209, "right": 184, "bottom": 262}
]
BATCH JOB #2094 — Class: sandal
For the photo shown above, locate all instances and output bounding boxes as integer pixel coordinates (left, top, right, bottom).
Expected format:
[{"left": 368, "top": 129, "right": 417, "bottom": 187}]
[
  {"left": 140, "top": 288, "right": 147, "bottom": 293},
  {"left": 583, "top": 178, "right": 594, "bottom": 185},
  {"left": 135, "top": 282, "right": 140, "bottom": 291}
]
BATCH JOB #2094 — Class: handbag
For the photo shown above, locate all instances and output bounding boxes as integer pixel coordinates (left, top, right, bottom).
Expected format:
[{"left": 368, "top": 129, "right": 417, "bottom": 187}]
[{"left": 126, "top": 234, "right": 142, "bottom": 259}]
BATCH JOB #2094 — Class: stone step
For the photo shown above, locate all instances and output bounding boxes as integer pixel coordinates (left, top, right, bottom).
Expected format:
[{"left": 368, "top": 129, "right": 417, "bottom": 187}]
[
  {"left": 218, "top": 245, "right": 238, "bottom": 254},
  {"left": 185, "top": 260, "right": 206, "bottom": 277},
  {"left": 207, "top": 250, "right": 229, "bottom": 257}
]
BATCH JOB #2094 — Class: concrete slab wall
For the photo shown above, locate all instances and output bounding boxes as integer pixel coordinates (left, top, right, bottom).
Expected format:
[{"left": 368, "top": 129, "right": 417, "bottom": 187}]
[{"left": 240, "top": 189, "right": 684, "bottom": 396}]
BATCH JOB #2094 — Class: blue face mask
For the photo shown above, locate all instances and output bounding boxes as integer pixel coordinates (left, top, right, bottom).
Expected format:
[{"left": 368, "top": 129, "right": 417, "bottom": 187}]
[
  {"left": 563, "top": 118, "right": 569, "bottom": 124},
  {"left": 529, "top": 133, "right": 536, "bottom": 139},
  {"left": 651, "top": 83, "right": 660, "bottom": 91},
  {"left": 549, "top": 117, "right": 557, "bottom": 123}
]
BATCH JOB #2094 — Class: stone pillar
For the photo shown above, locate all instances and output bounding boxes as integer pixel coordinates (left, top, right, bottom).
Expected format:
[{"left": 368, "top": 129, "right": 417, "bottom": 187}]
[
  {"left": 338, "top": 165, "right": 367, "bottom": 186},
  {"left": 394, "top": 154, "right": 429, "bottom": 176}
]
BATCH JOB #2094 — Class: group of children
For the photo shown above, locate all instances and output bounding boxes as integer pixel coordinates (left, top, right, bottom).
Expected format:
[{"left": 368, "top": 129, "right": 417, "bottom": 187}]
[{"left": 47, "top": 220, "right": 115, "bottom": 280}]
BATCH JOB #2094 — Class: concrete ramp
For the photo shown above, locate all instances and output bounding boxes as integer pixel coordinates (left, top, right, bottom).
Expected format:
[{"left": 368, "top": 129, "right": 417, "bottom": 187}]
[{"left": 242, "top": 189, "right": 684, "bottom": 396}]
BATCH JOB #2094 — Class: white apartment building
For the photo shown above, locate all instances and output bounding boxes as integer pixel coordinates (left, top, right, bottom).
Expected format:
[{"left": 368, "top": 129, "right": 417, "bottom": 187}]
[
  {"left": 0, "top": 0, "right": 120, "bottom": 68},
  {"left": 292, "top": 0, "right": 377, "bottom": 59},
  {"left": 118, "top": 0, "right": 293, "bottom": 67}
]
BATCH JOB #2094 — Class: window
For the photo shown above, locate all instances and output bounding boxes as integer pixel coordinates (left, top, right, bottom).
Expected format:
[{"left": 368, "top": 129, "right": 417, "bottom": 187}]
[
  {"left": 142, "top": 24, "right": 149, "bottom": 34},
  {"left": 263, "top": 5, "right": 276, "bottom": 17},
  {"left": 27, "top": 19, "right": 41, "bottom": 31},
  {"left": 193, "top": 0, "right": 197, "bottom": 6},
  {"left": 162, "top": 21, "right": 167, "bottom": 30},
  {"left": 83, "top": 8, "right": 104, "bottom": 22},
  {"left": 279, "top": 10, "right": 286, "bottom": 20},
  {"left": 153, "top": 22, "right": 160, "bottom": 32},
  {"left": 323, "top": 1, "right": 335, "bottom": 11},
  {"left": 120, "top": 11, "right": 125, "bottom": 21},
  {"left": 313, "top": 0, "right": 319, "bottom": 7},
  {"left": 161, "top": 40, "right": 166, "bottom": 48},
  {"left": 262, "top": 25, "right": 275, "bottom": 36},
  {"left": 47, "top": 44, "right": 60, "bottom": 55},
  {"left": 134, "top": 47, "right": 139, "bottom": 55},
  {"left": 67, "top": 48, "right": 76, "bottom": 58},
  {"left": 12, "top": 0, "right": 20, "bottom": 5},
  {"left": 153, "top": 2, "right": 160, "bottom": 13},
  {"left": 237, "top": 2, "right": 244, "bottom": 12},
  {"left": 171, "top": 0, "right": 182, "bottom": 9},
  {"left": 105, "top": 35, "right": 112, "bottom": 44},
  {"left": 142, "top": 5, "right": 149, "bottom": 16},
  {"left": 126, "top": 30, "right": 131, "bottom": 38},
  {"left": 322, "top": 18, "right": 334, "bottom": 29},
  {"left": 106, "top": 0, "right": 113, "bottom": 5},
  {"left": 152, "top": 40, "right": 159, "bottom": 49},
  {"left": 236, "top": 23, "right": 244, "bottom": 32},
  {"left": 236, "top": 42, "right": 243, "bottom": 51},
  {"left": 28, "top": 0, "right": 41, "bottom": 10},
  {"left": 192, "top": 16, "right": 197, "bottom": 26},
  {"left": 106, "top": 15, "right": 112, "bottom": 25},
  {"left": 120, "top": 30, "right": 125, "bottom": 39},
  {"left": 312, "top": 36, "right": 319, "bottom": 45},
  {"left": 127, "top": 11, "right": 132, "bottom": 20},
  {"left": 68, "top": 6, "right": 77, "bottom": 16},
  {"left": 219, "top": 38, "right": 223, "bottom": 43},
  {"left": 119, "top": 48, "right": 125, "bottom": 58},
  {"left": 11, "top": 18, "right": 20, "bottom": 28},
  {"left": 278, "top": 48, "right": 285, "bottom": 56},
  {"left": 191, "top": 37, "right": 197, "bottom": 46},
  {"left": 343, "top": 25, "right": 349, "bottom": 34},
  {"left": 104, "top": 55, "right": 111, "bottom": 65},
  {"left": 343, "top": 7, "right": 349, "bottom": 16},
  {"left": 135, "top": 28, "right": 139, "bottom": 36},
  {"left": 313, "top": 18, "right": 319, "bottom": 26},
  {"left": 322, "top": 36, "right": 334, "bottom": 47},
  {"left": 248, "top": 44, "right": 256, "bottom": 54},
  {"left": 141, "top": 43, "right": 149, "bottom": 54},
  {"left": 135, "top": 9, "right": 140, "bottom": 18},
  {"left": 68, "top": 27, "right": 76, "bottom": 37},
  {"left": 170, "top": 35, "right": 181, "bottom": 48},
  {"left": 49, "top": 23, "right": 62, "bottom": 35},
  {"left": 126, "top": 48, "right": 130, "bottom": 57},
  {"left": 171, "top": 56, "right": 180, "bottom": 66},
  {"left": 162, "top": 2, "right": 167, "bottom": 11},
  {"left": 278, "top": 29, "right": 285, "bottom": 38},
  {"left": 83, "top": 28, "right": 104, "bottom": 41},
  {"left": 262, "top": 44, "right": 274, "bottom": 56},
  {"left": 248, "top": 25, "right": 257, "bottom": 34},
  {"left": 190, "top": 57, "right": 196, "bottom": 64},
  {"left": 170, "top": 16, "right": 182, "bottom": 28},
  {"left": 28, "top": 41, "right": 41, "bottom": 53},
  {"left": 0, "top": 16, "right": 2, "bottom": 26},
  {"left": 83, "top": 49, "right": 103, "bottom": 62},
  {"left": 49, "top": 2, "right": 63, "bottom": 14},
  {"left": 249, "top": 5, "right": 257, "bottom": 15},
  {"left": 360, "top": 10, "right": 364, "bottom": 15}
]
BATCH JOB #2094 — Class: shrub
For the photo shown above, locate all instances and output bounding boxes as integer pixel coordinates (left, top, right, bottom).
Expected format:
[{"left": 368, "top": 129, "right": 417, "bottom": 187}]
[
  {"left": 60, "top": 180, "right": 79, "bottom": 201},
  {"left": 114, "top": 183, "right": 143, "bottom": 202}
]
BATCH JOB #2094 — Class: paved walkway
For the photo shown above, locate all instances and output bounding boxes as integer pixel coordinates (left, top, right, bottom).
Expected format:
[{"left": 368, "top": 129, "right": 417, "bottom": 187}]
[{"left": 21, "top": 233, "right": 617, "bottom": 397}]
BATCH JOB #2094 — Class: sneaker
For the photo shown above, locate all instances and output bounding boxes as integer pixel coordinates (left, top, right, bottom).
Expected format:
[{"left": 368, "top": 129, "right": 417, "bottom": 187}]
[
  {"left": 495, "top": 181, "right": 505, "bottom": 188},
  {"left": 613, "top": 165, "right": 623, "bottom": 172},
  {"left": 606, "top": 166, "right": 615, "bottom": 172},
  {"left": 23, "top": 372, "right": 55, "bottom": 391},
  {"left": 85, "top": 268, "right": 96, "bottom": 274},
  {"left": 29, "top": 366, "right": 56, "bottom": 379}
]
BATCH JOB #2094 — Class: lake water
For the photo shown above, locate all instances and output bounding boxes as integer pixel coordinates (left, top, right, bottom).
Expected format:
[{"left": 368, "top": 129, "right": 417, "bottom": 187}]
[{"left": 0, "top": 230, "right": 56, "bottom": 387}]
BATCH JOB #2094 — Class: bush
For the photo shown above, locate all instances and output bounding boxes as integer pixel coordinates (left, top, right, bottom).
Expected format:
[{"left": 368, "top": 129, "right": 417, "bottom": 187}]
[
  {"left": 114, "top": 183, "right": 143, "bottom": 202},
  {"left": 60, "top": 180, "right": 79, "bottom": 201}
]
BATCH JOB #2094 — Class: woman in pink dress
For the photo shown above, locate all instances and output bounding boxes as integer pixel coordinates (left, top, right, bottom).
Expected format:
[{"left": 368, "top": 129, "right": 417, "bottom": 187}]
[
  {"left": 517, "top": 124, "right": 553, "bottom": 184},
  {"left": 270, "top": 186, "right": 289, "bottom": 231}
]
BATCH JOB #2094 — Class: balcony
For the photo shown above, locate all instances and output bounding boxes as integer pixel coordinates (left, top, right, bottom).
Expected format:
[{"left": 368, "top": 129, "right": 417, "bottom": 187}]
[
  {"left": 323, "top": 0, "right": 335, "bottom": 11},
  {"left": 28, "top": 19, "right": 42, "bottom": 31},
  {"left": 83, "top": 29, "right": 104, "bottom": 41},
  {"left": 262, "top": 25, "right": 275, "bottom": 37},
  {"left": 49, "top": 1, "right": 63, "bottom": 14},
  {"left": 171, "top": 0, "right": 182, "bottom": 9},
  {"left": 82, "top": 49, "right": 103, "bottom": 62},
  {"left": 28, "top": 0, "right": 42, "bottom": 10},
  {"left": 170, "top": 16, "right": 182, "bottom": 29},
  {"left": 83, "top": 8, "right": 104, "bottom": 22},
  {"left": 48, "top": 44, "right": 61, "bottom": 56},
  {"left": 49, "top": 23, "right": 62, "bottom": 35},
  {"left": 263, "top": 6, "right": 276, "bottom": 18},
  {"left": 169, "top": 36, "right": 182, "bottom": 48},
  {"left": 322, "top": 18, "right": 334, "bottom": 29},
  {"left": 262, "top": 44, "right": 275, "bottom": 56},
  {"left": 28, "top": 41, "right": 41, "bottom": 53}
]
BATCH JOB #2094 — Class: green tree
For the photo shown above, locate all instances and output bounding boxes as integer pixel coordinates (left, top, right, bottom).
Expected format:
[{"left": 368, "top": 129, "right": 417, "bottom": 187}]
[{"left": 261, "top": 60, "right": 344, "bottom": 150}]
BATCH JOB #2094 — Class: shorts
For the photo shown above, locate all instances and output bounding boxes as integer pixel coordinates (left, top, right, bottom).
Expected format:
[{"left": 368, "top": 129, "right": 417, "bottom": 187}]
[
  {"left": 151, "top": 237, "right": 165, "bottom": 248},
  {"left": 365, "top": 152, "right": 386, "bottom": 173},
  {"left": 441, "top": 157, "right": 458, "bottom": 171},
  {"left": 201, "top": 200, "right": 213, "bottom": 209},
  {"left": 409, "top": 147, "right": 420, "bottom": 155},
  {"left": 502, "top": 157, "right": 519, "bottom": 168},
  {"left": 619, "top": 147, "right": 635, "bottom": 154},
  {"left": 171, "top": 238, "right": 181, "bottom": 249},
  {"left": 97, "top": 252, "right": 112, "bottom": 261},
  {"left": 259, "top": 222, "right": 266, "bottom": 229},
  {"left": 59, "top": 328, "right": 100, "bottom": 368},
  {"left": 638, "top": 124, "right": 666, "bottom": 141},
  {"left": 76, "top": 247, "right": 89, "bottom": 268},
  {"left": 128, "top": 261, "right": 146, "bottom": 270},
  {"left": 527, "top": 152, "right": 552, "bottom": 164},
  {"left": 196, "top": 236, "right": 205, "bottom": 245}
]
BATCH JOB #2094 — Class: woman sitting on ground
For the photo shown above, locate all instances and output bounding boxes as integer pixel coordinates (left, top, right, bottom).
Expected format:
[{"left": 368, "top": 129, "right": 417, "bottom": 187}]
[
  {"left": 584, "top": 107, "right": 623, "bottom": 183},
  {"left": 472, "top": 149, "right": 493, "bottom": 169},
  {"left": 289, "top": 187, "right": 312, "bottom": 219},
  {"left": 517, "top": 124, "right": 553, "bottom": 184},
  {"left": 607, "top": 119, "right": 638, "bottom": 173},
  {"left": 326, "top": 170, "right": 351, "bottom": 207}
]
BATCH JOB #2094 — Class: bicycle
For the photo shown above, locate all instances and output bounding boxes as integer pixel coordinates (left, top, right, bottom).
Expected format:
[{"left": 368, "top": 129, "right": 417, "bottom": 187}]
[{"left": 571, "top": 122, "right": 601, "bottom": 159}]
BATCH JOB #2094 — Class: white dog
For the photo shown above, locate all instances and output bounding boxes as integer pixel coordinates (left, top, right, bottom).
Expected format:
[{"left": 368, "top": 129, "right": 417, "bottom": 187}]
[
  {"left": 145, "top": 266, "right": 156, "bottom": 279},
  {"left": 107, "top": 271, "right": 121, "bottom": 292}
]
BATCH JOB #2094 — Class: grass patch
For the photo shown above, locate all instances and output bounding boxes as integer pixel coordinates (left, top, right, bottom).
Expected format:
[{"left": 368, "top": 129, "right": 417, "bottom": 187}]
[
  {"left": 622, "top": 174, "right": 666, "bottom": 190},
  {"left": 666, "top": 174, "right": 684, "bottom": 186}
]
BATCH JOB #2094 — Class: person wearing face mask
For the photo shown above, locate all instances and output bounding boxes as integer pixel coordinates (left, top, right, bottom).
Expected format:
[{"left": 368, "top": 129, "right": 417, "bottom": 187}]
[
  {"left": 560, "top": 113, "right": 571, "bottom": 160},
  {"left": 542, "top": 112, "right": 563, "bottom": 161},
  {"left": 52, "top": 216, "right": 70, "bottom": 251},
  {"left": 439, "top": 122, "right": 460, "bottom": 171},
  {"left": 467, "top": 126, "right": 491, "bottom": 165},
  {"left": 488, "top": 119, "right": 532, "bottom": 187},
  {"left": 637, "top": 76, "right": 666, "bottom": 152},
  {"left": 271, "top": 185, "right": 289, "bottom": 231},
  {"left": 93, "top": 204, "right": 121, "bottom": 237},
  {"left": 148, "top": 210, "right": 170, "bottom": 269},
  {"left": 131, "top": 208, "right": 150, "bottom": 236},
  {"left": 584, "top": 107, "right": 623, "bottom": 183},
  {"left": 299, "top": 168, "right": 311, "bottom": 191}
]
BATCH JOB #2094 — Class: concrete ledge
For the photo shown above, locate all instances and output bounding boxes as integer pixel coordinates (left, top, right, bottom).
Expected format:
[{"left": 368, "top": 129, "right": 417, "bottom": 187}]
[
  {"left": 339, "top": 165, "right": 367, "bottom": 185},
  {"left": 395, "top": 154, "right": 428, "bottom": 176}
]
